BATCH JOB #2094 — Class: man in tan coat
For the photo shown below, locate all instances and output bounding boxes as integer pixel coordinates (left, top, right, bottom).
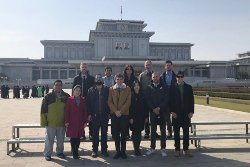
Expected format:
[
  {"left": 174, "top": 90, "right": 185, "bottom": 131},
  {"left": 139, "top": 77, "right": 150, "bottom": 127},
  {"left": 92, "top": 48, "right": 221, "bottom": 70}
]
[{"left": 108, "top": 73, "right": 131, "bottom": 159}]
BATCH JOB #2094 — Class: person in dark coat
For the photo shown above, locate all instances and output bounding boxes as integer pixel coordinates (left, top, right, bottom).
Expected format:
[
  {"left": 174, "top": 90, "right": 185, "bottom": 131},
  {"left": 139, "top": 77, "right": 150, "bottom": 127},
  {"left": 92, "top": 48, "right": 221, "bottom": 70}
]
[
  {"left": 72, "top": 62, "right": 95, "bottom": 139},
  {"left": 129, "top": 80, "right": 148, "bottom": 156},
  {"left": 1, "top": 85, "right": 5, "bottom": 98},
  {"left": 31, "top": 85, "right": 38, "bottom": 98},
  {"left": 123, "top": 64, "right": 138, "bottom": 89},
  {"left": 160, "top": 60, "right": 177, "bottom": 138},
  {"left": 145, "top": 72, "right": 168, "bottom": 157},
  {"left": 87, "top": 74, "right": 110, "bottom": 158},
  {"left": 45, "top": 85, "right": 49, "bottom": 94},
  {"left": 5, "top": 85, "right": 10, "bottom": 98},
  {"left": 138, "top": 60, "right": 153, "bottom": 139},
  {"left": 170, "top": 71, "right": 194, "bottom": 157},
  {"left": 42, "top": 85, "right": 45, "bottom": 97},
  {"left": 65, "top": 85, "right": 88, "bottom": 159},
  {"left": 123, "top": 64, "right": 138, "bottom": 138}
]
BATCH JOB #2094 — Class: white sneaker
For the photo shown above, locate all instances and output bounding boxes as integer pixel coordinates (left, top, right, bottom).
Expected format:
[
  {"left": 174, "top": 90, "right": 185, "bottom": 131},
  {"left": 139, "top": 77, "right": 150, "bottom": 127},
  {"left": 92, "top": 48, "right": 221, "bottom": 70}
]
[
  {"left": 161, "top": 149, "right": 167, "bottom": 157},
  {"left": 146, "top": 148, "right": 155, "bottom": 156}
]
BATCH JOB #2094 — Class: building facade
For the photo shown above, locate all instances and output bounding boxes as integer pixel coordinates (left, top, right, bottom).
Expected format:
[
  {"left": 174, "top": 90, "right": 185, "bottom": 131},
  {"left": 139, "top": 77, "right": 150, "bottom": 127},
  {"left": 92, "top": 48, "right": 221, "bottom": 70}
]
[{"left": 0, "top": 19, "right": 249, "bottom": 87}]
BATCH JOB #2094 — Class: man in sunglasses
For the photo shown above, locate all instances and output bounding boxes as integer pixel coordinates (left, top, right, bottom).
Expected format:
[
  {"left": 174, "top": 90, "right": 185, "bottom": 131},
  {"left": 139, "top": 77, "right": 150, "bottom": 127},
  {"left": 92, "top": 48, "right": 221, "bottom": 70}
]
[{"left": 169, "top": 71, "right": 194, "bottom": 157}]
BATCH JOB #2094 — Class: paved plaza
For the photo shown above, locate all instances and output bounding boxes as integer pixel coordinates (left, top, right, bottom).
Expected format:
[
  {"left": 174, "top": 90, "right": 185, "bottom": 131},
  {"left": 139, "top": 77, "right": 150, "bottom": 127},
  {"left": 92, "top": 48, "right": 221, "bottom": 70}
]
[{"left": 0, "top": 90, "right": 250, "bottom": 167}]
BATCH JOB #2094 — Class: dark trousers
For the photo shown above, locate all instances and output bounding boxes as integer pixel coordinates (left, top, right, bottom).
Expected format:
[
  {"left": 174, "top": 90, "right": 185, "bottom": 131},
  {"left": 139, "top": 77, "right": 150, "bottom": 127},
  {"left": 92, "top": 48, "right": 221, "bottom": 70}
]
[
  {"left": 70, "top": 138, "right": 80, "bottom": 156},
  {"left": 89, "top": 120, "right": 93, "bottom": 136},
  {"left": 111, "top": 115, "right": 129, "bottom": 154},
  {"left": 132, "top": 130, "right": 142, "bottom": 151},
  {"left": 144, "top": 113, "right": 150, "bottom": 135},
  {"left": 150, "top": 113, "right": 166, "bottom": 149},
  {"left": 173, "top": 125, "right": 190, "bottom": 151},
  {"left": 92, "top": 115, "right": 109, "bottom": 153},
  {"left": 166, "top": 113, "right": 172, "bottom": 133}
]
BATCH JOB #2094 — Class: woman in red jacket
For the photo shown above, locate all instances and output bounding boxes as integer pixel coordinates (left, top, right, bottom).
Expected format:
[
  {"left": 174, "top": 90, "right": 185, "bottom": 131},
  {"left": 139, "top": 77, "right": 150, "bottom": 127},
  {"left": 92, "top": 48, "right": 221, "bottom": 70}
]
[{"left": 65, "top": 85, "right": 88, "bottom": 159}]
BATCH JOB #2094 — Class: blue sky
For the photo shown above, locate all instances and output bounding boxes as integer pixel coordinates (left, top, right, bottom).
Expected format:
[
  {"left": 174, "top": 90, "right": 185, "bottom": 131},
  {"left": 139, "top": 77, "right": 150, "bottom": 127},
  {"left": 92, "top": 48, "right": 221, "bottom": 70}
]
[{"left": 0, "top": 0, "right": 249, "bottom": 60}]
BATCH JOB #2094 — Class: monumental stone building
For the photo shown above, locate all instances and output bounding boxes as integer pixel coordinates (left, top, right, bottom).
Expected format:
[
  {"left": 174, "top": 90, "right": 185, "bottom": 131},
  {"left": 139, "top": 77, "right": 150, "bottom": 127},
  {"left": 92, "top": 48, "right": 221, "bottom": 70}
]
[{"left": 0, "top": 19, "right": 249, "bottom": 87}]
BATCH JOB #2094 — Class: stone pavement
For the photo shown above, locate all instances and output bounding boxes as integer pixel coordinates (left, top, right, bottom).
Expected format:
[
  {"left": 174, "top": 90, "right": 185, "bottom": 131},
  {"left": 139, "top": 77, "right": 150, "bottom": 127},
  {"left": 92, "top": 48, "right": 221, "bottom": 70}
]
[{"left": 0, "top": 90, "right": 250, "bottom": 167}]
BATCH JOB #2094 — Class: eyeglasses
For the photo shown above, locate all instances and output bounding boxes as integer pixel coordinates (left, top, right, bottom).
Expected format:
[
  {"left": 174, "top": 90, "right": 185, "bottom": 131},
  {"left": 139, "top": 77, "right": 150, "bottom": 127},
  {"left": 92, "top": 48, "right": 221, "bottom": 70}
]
[
  {"left": 126, "top": 68, "right": 132, "bottom": 70},
  {"left": 176, "top": 76, "right": 184, "bottom": 78}
]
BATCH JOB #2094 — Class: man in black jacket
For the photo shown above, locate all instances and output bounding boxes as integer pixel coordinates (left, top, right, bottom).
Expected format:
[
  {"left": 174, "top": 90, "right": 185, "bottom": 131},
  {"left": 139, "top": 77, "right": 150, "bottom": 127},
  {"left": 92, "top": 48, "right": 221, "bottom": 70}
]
[
  {"left": 170, "top": 71, "right": 194, "bottom": 157},
  {"left": 72, "top": 62, "right": 95, "bottom": 139},
  {"left": 146, "top": 72, "right": 168, "bottom": 157},
  {"left": 160, "top": 60, "right": 176, "bottom": 138},
  {"left": 87, "top": 74, "right": 110, "bottom": 158}
]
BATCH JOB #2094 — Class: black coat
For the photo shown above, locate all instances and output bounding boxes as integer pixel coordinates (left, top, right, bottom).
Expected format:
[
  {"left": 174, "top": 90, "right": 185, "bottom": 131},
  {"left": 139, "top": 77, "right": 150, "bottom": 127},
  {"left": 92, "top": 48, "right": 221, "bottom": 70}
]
[
  {"left": 124, "top": 75, "right": 138, "bottom": 89},
  {"left": 160, "top": 71, "right": 177, "bottom": 89},
  {"left": 129, "top": 92, "right": 148, "bottom": 131},
  {"left": 170, "top": 82, "right": 194, "bottom": 127},
  {"left": 72, "top": 73, "right": 95, "bottom": 97},
  {"left": 146, "top": 83, "right": 168, "bottom": 119},
  {"left": 86, "top": 85, "right": 110, "bottom": 119}
]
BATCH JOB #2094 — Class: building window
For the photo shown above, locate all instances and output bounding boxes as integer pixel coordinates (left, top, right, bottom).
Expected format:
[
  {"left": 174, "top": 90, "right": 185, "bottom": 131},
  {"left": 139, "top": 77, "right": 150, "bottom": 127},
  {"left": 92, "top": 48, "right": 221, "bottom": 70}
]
[
  {"left": 32, "top": 70, "right": 40, "bottom": 81},
  {"left": 42, "top": 70, "right": 50, "bottom": 79},
  {"left": 51, "top": 70, "right": 58, "bottom": 79},
  {"left": 60, "top": 70, "right": 67, "bottom": 79},
  {"left": 69, "top": 70, "right": 76, "bottom": 78}
]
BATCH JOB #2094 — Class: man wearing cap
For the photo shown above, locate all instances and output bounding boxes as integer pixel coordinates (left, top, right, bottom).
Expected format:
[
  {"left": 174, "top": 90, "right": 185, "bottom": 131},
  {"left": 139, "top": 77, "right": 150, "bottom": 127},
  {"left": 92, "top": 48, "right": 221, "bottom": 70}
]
[
  {"left": 87, "top": 74, "right": 110, "bottom": 158},
  {"left": 40, "top": 80, "right": 70, "bottom": 161},
  {"left": 170, "top": 71, "right": 194, "bottom": 157}
]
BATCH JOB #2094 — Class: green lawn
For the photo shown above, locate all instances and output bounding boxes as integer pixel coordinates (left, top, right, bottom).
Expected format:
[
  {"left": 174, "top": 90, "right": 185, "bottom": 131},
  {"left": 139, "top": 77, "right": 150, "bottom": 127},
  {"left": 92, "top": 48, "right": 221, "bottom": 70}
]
[{"left": 195, "top": 96, "right": 250, "bottom": 113}]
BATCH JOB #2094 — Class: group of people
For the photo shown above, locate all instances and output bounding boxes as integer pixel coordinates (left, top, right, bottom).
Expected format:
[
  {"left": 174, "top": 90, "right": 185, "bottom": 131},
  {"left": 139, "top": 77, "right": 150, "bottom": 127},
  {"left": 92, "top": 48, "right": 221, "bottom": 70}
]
[
  {"left": 31, "top": 85, "right": 50, "bottom": 98},
  {"left": 0, "top": 84, "right": 50, "bottom": 99},
  {"left": 0, "top": 85, "right": 10, "bottom": 98},
  {"left": 40, "top": 60, "right": 194, "bottom": 161}
]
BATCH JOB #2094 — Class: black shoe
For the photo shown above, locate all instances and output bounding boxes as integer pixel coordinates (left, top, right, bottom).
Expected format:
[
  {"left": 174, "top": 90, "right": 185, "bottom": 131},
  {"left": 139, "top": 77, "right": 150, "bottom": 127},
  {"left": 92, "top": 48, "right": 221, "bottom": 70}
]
[
  {"left": 45, "top": 156, "right": 51, "bottom": 161},
  {"left": 121, "top": 153, "right": 127, "bottom": 159},
  {"left": 144, "top": 134, "right": 150, "bottom": 139},
  {"left": 91, "top": 151, "right": 98, "bottom": 158},
  {"left": 134, "top": 150, "right": 141, "bottom": 156},
  {"left": 73, "top": 154, "right": 79, "bottom": 159},
  {"left": 56, "top": 153, "right": 66, "bottom": 159},
  {"left": 113, "top": 152, "right": 121, "bottom": 159},
  {"left": 102, "top": 151, "right": 109, "bottom": 157}
]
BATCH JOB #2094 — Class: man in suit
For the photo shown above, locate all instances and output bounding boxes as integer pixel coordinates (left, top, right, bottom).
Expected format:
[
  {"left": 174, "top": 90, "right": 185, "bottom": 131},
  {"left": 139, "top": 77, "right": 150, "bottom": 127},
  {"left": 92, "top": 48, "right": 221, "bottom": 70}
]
[
  {"left": 72, "top": 62, "right": 95, "bottom": 139},
  {"left": 160, "top": 60, "right": 176, "bottom": 138},
  {"left": 170, "top": 71, "right": 194, "bottom": 157},
  {"left": 108, "top": 74, "right": 131, "bottom": 159}
]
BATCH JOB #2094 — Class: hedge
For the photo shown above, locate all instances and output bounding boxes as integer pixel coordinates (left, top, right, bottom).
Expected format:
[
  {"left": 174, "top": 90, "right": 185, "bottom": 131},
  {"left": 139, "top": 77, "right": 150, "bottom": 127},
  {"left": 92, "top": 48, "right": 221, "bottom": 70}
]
[{"left": 194, "top": 91, "right": 250, "bottom": 100}]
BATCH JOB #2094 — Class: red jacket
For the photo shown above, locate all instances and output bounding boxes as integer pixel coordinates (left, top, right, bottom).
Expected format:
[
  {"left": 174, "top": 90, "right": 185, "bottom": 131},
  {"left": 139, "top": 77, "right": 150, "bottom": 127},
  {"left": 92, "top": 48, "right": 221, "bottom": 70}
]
[{"left": 65, "top": 96, "right": 88, "bottom": 138}]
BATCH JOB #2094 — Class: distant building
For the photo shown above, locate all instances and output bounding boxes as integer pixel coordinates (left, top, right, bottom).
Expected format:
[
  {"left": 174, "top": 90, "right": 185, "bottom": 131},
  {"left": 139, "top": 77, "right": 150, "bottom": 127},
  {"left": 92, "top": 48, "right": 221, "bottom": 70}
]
[{"left": 0, "top": 19, "right": 249, "bottom": 87}]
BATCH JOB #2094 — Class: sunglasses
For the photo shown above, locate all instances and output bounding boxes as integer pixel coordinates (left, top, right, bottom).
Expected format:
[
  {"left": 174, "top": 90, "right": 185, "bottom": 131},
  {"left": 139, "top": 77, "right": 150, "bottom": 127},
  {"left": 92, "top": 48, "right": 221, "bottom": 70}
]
[{"left": 176, "top": 76, "right": 184, "bottom": 78}]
